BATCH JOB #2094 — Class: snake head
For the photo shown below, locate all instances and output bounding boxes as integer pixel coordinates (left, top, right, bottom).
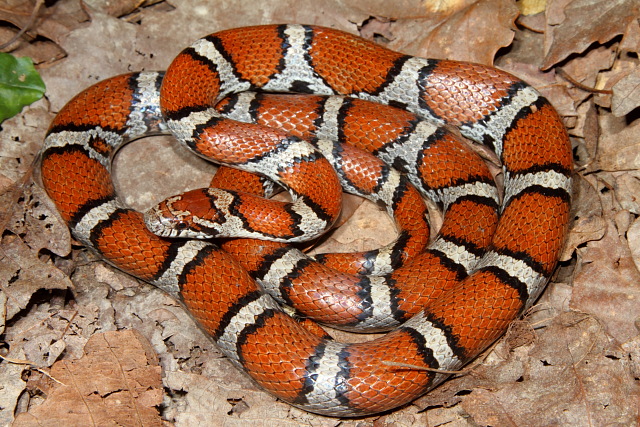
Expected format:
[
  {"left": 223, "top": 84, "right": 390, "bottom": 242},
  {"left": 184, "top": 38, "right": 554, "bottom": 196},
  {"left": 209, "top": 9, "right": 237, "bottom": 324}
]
[
  {"left": 144, "top": 186, "right": 328, "bottom": 242},
  {"left": 143, "top": 204, "right": 193, "bottom": 238},
  {"left": 143, "top": 189, "right": 226, "bottom": 239}
]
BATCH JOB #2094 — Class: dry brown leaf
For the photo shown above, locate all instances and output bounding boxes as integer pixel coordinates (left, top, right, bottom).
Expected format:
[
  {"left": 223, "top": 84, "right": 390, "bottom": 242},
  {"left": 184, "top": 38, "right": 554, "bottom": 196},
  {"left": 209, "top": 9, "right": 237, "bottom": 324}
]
[
  {"left": 359, "top": 0, "right": 480, "bottom": 17},
  {"left": 621, "top": 334, "right": 640, "bottom": 381},
  {"left": 559, "top": 175, "right": 605, "bottom": 262},
  {"left": 620, "top": 16, "right": 640, "bottom": 53},
  {"left": 0, "top": 0, "right": 88, "bottom": 63},
  {"left": 412, "top": 307, "right": 639, "bottom": 425},
  {"left": 41, "top": 12, "right": 153, "bottom": 112},
  {"left": 0, "top": 286, "right": 6, "bottom": 335},
  {"left": 517, "top": 10, "right": 546, "bottom": 33},
  {"left": 611, "top": 171, "right": 640, "bottom": 214},
  {"left": 629, "top": 216, "right": 640, "bottom": 273},
  {"left": 0, "top": 100, "right": 51, "bottom": 183},
  {"left": 595, "top": 110, "right": 640, "bottom": 171},
  {"left": 114, "top": 135, "right": 217, "bottom": 212},
  {"left": 462, "top": 312, "right": 639, "bottom": 425},
  {"left": 572, "top": 214, "right": 640, "bottom": 343},
  {"left": 1, "top": 352, "right": 37, "bottom": 422},
  {"left": 398, "top": 0, "right": 519, "bottom": 64},
  {"left": 0, "top": 233, "right": 72, "bottom": 320},
  {"left": 0, "top": 174, "right": 72, "bottom": 324},
  {"left": 13, "top": 330, "right": 164, "bottom": 427},
  {"left": 7, "top": 183, "right": 71, "bottom": 257},
  {"left": 612, "top": 66, "right": 640, "bottom": 117},
  {"left": 0, "top": 358, "right": 27, "bottom": 426},
  {"left": 309, "top": 198, "right": 396, "bottom": 256},
  {"left": 571, "top": 99, "right": 599, "bottom": 165},
  {"left": 163, "top": 369, "right": 293, "bottom": 425},
  {"left": 542, "top": 0, "right": 640, "bottom": 69},
  {"left": 560, "top": 44, "right": 615, "bottom": 103}
]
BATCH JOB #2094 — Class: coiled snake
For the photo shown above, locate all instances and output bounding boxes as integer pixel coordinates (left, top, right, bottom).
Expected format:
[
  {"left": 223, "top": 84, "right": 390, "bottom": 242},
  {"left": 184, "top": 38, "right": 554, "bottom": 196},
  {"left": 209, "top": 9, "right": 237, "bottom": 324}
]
[{"left": 39, "top": 24, "right": 572, "bottom": 416}]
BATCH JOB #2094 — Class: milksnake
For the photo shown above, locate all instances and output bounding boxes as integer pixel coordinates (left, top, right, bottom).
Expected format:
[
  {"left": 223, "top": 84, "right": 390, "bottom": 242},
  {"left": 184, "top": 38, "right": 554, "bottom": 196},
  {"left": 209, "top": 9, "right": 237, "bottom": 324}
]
[{"left": 39, "top": 24, "right": 572, "bottom": 416}]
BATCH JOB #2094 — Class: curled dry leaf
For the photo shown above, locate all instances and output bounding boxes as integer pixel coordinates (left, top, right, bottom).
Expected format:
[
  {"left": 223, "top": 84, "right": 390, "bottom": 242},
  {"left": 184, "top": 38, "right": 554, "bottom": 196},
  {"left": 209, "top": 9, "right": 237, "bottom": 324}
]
[
  {"left": 571, "top": 100, "right": 599, "bottom": 166},
  {"left": 620, "top": 16, "right": 640, "bottom": 52},
  {"left": 560, "top": 44, "right": 615, "bottom": 104},
  {"left": 394, "top": 0, "right": 519, "bottom": 64},
  {"left": 542, "top": 0, "right": 640, "bottom": 69},
  {"left": 0, "top": 353, "right": 28, "bottom": 427}
]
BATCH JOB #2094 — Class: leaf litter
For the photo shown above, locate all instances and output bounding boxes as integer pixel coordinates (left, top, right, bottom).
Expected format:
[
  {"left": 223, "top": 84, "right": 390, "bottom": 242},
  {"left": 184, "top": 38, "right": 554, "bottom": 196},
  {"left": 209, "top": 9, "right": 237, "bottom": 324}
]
[{"left": 0, "top": 0, "right": 639, "bottom": 425}]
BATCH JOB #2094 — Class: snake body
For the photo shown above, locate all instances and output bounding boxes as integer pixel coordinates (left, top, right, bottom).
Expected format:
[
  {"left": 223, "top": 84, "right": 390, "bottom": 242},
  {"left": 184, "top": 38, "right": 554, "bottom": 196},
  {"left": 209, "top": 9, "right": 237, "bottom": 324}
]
[
  {"left": 40, "top": 24, "right": 572, "bottom": 416},
  {"left": 154, "top": 91, "right": 501, "bottom": 332}
]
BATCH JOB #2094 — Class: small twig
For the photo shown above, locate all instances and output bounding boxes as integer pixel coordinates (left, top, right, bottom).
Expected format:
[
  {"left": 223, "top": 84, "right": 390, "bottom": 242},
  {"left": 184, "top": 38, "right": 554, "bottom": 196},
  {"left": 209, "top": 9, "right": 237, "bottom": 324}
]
[
  {"left": 0, "top": 0, "right": 45, "bottom": 50},
  {"left": 382, "top": 338, "right": 498, "bottom": 375},
  {"left": 0, "top": 353, "right": 66, "bottom": 385},
  {"left": 0, "top": 353, "right": 37, "bottom": 366},
  {"left": 557, "top": 69, "right": 613, "bottom": 95},
  {"left": 382, "top": 361, "right": 469, "bottom": 375},
  {"left": 58, "top": 309, "right": 78, "bottom": 341}
]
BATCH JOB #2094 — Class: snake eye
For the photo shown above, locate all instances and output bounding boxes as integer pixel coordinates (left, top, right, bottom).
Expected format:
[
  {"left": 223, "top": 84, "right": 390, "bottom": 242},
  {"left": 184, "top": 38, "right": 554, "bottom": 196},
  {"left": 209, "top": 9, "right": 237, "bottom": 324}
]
[{"left": 175, "top": 222, "right": 188, "bottom": 230}]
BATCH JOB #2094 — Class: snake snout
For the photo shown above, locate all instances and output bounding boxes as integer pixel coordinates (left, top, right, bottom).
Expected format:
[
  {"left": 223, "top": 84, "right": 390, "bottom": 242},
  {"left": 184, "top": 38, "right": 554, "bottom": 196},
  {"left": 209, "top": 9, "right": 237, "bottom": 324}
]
[{"left": 143, "top": 206, "right": 185, "bottom": 238}]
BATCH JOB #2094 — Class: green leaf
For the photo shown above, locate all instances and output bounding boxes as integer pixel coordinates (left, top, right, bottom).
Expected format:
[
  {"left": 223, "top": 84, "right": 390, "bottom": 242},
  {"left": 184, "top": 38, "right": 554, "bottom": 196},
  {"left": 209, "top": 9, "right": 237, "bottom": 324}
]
[{"left": 0, "top": 53, "right": 46, "bottom": 122}]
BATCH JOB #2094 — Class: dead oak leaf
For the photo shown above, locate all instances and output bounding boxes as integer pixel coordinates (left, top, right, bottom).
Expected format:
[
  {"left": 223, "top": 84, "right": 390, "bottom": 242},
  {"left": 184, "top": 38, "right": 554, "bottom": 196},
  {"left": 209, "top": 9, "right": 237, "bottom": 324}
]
[
  {"left": 410, "top": 0, "right": 519, "bottom": 64},
  {"left": 13, "top": 330, "right": 163, "bottom": 427},
  {"left": 542, "top": 0, "right": 640, "bottom": 69},
  {"left": 0, "top": 234, "right": 72, "bottom": 321},
  {"left": 620, "top": 16, "right": 640, "bottom": 53},
  {"left": 571, "top": 216, "right": 640, "bottom": 344},
  {"left": 462, "top": 312, "right": 640, "bottom": 425}
]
